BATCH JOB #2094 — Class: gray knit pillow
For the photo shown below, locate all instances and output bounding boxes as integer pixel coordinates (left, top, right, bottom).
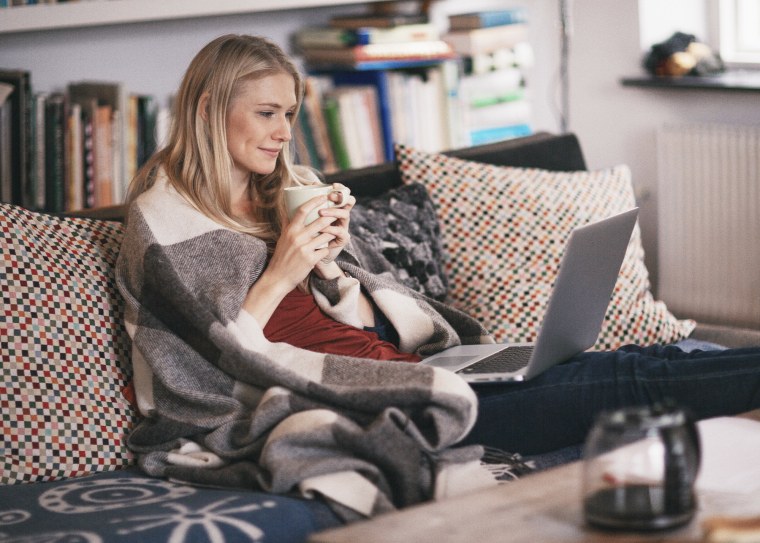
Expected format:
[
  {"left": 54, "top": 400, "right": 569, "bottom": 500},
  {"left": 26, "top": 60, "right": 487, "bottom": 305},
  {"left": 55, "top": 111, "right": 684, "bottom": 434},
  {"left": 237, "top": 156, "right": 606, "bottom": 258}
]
[{"left": 349, "top": 183, "right": 448, "bottom": 301}]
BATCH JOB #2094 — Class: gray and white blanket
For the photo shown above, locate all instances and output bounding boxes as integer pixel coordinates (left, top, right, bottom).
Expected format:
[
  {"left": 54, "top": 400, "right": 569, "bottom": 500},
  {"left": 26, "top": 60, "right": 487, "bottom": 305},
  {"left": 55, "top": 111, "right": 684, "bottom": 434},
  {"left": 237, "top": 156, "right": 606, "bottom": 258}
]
[{"left": 115, "top": 178, "right": 498, "bottom": 519}]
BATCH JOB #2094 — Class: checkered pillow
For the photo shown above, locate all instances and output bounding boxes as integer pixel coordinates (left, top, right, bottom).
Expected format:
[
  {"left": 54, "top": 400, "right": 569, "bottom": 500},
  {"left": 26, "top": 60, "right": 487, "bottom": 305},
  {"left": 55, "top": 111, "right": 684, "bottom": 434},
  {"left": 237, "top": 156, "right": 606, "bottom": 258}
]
[
  {"left": 395, "top": 144, "right": 696, "bottom": 351},
  {"left": 1, "top": 203, "right": 136, "bottom": 484}
]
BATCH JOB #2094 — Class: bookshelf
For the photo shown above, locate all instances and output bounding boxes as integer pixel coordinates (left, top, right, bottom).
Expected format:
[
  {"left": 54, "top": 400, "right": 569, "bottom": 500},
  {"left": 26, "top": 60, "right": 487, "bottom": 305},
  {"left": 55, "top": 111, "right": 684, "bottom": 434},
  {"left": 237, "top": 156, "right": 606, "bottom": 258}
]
[
  {"left": 0, "top": 0, "right": 382, "bottom": 34},
  {"left": 1, "top": 1, "right": 531, "bottom": 212}
]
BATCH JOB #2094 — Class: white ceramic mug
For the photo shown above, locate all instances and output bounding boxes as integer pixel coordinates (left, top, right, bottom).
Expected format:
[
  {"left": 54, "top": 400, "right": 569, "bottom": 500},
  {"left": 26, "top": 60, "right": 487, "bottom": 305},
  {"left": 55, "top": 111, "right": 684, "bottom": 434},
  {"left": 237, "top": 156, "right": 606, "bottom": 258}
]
[{"left": 284, "top": 184, "right": 350, "bottom": 225}]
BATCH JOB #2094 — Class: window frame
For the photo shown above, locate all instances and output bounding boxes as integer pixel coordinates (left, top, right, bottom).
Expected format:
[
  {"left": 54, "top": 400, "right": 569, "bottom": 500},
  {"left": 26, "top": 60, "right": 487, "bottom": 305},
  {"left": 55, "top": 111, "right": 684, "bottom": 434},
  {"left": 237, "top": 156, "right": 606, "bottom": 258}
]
[{"left": 715, "top": 0, "right": 760, "bottom": 66}]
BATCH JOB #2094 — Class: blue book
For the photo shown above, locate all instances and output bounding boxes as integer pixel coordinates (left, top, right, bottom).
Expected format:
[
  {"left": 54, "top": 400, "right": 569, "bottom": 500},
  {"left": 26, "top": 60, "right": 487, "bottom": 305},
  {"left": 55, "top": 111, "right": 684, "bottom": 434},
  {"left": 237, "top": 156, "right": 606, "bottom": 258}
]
[
  {"left": 469, "top": 124, "right": 532, "bottom": 146},
  {"left": 448, "top": 9, "right": 527, "bottom": 31}
]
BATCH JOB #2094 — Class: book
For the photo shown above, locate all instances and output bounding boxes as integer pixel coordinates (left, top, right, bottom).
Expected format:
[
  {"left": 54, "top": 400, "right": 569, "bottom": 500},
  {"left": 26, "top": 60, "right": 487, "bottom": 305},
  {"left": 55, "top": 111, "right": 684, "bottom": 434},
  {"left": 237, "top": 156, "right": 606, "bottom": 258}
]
[
  {"left": 74, "top": 98, "right": 97, "bottom": 208},
  {"left": 295, "top": 23, "right": 439, "bottom": 49},
  {"left": 324, "top": 86, "right": 384, "bottom": 169},
  {"left": 44, "top": 93, "right": 66, "bottom": 212},
  {"left": 329, "top": 70, "right": 394, "bottom": 162},
  {"left": 302, "top": 40, "right": 455, "bottom": 69},
  {"left": 301, "top": 76, "right": 337, "bottom": 173},
  {"left": 329, "top": 13, "right": 428, "bottom": 30},
  {"left": 442, "top": 23, "right": 529, "bottom": 56},
  {"left": 465, "top": 99, "right": 531, "bottom": 131},
  {"left": 93, "top": 103, "right": 113, "bottom": 207},
  {"left": 293, "top": 110, "right": 320, "bottom": 169},
  {"left": 67, "top": 80, "right": 126, "bottom": 204},
  {"left": 0, "top": 83, "right": 13, "bottom": 204},
  {"left": 469, "top": 123, "right": 531, "bottom": 146},
  {"left": 126, "top": 94, "right": 139, "bottom": 185},
  {"left": 0, "top": 69, "right": 32, "bottom": 207},
  {"left": 66, "top": 101, "right": 84, "bottom": 212},
  {"left": 31, "top": 92, "right": 47, "bottom": 211},
  {"left": 459, "top": 68, "right": 524, "bottom": 107},
  {"left": 448, "top": 8, "right": 527, "bottom": 31},
  {"left": 136, "top": 94, "right": 157, "bottom": 168},
  {"left": 321, "top": 95, "right": 350, "bottom": 170}
]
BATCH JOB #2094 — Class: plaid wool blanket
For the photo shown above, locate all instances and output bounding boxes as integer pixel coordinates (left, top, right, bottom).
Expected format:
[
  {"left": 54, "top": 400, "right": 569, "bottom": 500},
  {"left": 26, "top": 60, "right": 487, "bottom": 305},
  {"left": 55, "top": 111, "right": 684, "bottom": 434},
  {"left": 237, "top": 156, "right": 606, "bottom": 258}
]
[{"left": 115, "top": 178, "right": 498, "bottom": 519}]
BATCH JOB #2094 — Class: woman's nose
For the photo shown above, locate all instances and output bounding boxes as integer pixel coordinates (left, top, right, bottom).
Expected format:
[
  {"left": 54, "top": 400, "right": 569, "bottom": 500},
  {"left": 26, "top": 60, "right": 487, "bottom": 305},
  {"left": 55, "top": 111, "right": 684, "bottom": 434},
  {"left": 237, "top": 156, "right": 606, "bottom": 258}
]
[{"left": 274, "top": 116, "right": 292, "bottom": 142}]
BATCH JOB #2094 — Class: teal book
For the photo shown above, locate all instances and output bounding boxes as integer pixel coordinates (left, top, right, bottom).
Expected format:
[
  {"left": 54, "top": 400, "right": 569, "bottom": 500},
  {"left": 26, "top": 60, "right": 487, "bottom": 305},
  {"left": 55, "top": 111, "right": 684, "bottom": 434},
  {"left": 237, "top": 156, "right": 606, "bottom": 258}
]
[{"left": 448, "top": 8, "right": 527, "bottom": 31}]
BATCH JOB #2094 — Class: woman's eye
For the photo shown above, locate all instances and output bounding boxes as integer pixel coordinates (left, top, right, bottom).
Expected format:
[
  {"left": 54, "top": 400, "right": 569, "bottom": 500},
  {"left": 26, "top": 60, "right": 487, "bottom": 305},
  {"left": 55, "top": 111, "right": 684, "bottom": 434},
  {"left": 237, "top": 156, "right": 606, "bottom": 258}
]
[
  {"left": 285, "top": 111, "right": 295, "bottom": 119},
  {"left": 258, "top": 111, "right": 275, "bottom": 118}
]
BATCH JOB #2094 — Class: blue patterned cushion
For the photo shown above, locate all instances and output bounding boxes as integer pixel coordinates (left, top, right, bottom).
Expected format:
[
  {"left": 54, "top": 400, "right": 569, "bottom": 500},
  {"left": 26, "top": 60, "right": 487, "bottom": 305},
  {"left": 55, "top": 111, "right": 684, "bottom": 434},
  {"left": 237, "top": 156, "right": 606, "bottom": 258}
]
[{"left": 0, "top": 466, "right": 341, "bottom": 543}]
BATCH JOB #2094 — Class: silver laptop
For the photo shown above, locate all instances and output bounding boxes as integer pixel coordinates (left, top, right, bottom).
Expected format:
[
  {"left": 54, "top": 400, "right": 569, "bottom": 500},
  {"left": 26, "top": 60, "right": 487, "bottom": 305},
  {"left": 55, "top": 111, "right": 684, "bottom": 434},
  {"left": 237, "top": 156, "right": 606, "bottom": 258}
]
[{"left": 421, "top": 208, "right": 639, "bottom": 384}]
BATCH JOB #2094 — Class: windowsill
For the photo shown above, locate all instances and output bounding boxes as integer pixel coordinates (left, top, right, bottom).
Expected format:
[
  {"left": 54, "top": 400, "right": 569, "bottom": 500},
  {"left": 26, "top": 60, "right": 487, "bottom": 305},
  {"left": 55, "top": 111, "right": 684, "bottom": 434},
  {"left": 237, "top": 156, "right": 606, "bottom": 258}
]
[{"left": 620, "top": 70, "right": 760, "bottom": 92}]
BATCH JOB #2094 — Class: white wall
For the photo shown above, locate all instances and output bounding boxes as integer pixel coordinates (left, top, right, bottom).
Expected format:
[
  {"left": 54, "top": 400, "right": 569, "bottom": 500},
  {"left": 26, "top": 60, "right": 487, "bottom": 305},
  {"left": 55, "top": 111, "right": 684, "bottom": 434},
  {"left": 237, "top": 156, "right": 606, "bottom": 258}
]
[
  {"left": 566, "top": 0, "right": 760, "bottom": 293},
  {"left": 3, "top": 0, "right": 758, "bottom": 291}
]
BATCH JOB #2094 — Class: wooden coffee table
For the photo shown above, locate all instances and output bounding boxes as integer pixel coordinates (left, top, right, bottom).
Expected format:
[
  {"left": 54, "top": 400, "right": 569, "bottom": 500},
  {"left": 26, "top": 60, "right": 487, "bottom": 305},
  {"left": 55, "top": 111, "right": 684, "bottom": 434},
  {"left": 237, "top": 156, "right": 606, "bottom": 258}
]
[{"left": 310, "top": 411, "right": 760, "bottom": 543}]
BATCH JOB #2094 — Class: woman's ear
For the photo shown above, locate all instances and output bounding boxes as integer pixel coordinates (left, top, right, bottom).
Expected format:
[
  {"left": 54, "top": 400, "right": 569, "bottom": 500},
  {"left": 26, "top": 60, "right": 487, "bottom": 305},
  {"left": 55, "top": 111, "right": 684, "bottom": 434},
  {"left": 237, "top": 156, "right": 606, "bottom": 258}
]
[{"left": 198, "top": 92, "right": 210, "bottom": 122}]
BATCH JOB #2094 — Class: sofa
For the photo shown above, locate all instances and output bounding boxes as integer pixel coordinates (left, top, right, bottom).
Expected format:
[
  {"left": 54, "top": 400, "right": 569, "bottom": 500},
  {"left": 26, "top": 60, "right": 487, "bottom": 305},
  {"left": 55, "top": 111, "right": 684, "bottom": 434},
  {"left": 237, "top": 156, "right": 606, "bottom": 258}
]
[{"left": 2, "top": 132, "right": 758, "bottom": 543}]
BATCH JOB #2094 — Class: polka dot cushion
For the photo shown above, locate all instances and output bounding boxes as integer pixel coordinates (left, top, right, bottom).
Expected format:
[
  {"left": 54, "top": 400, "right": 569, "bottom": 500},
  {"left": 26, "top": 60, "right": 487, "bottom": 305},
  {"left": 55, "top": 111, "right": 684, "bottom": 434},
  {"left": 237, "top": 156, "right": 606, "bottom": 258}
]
[
  {"left": 395, "top": 144, "right": 696, "bottom": 351},
  {"left": 1, "top": 203, "right": 137, "bottom": 484}
]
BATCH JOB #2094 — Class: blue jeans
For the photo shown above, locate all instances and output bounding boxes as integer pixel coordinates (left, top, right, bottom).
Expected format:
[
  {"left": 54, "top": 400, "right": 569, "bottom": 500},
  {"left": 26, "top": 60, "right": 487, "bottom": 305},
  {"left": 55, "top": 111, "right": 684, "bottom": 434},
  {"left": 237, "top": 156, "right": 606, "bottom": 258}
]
[{"left": 462, "top": 344, "right": 760, "bottom": 455}]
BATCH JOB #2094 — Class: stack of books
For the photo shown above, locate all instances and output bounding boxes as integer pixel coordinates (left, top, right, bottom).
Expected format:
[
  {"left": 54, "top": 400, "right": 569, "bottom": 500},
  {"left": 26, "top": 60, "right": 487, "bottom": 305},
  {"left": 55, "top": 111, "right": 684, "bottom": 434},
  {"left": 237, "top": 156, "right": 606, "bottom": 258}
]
[
  {"left": 292, "top": 10, "right": 466, "bottom": 170},
  {"left": 294, "top": 61, "right": 464, "bottom": 173},
  {"left": 0, "top": 69, "right": 160, "bottom": 212},
  {"left": 295, "top": 13, "right": 455, "bottom": 70},
  {"left": 443, "top": 8, "right": 533, "bottom": 145}
]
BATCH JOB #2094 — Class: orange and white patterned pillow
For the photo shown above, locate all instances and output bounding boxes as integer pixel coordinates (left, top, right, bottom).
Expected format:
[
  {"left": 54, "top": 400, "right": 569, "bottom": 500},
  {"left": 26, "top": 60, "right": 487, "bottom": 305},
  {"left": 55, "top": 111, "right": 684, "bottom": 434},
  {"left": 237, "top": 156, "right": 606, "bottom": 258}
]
[
  {"left": 395, "top": 143, "right": 695, "bottom": 351},
  {"left": 1, "top": 203, "right": 137, "bottom": 484}
]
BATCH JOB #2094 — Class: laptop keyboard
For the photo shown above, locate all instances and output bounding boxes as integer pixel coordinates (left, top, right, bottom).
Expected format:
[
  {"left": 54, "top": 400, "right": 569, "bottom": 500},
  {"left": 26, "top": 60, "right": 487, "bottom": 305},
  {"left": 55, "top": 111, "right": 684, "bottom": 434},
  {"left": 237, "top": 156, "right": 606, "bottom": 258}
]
[{"left": 457, "top": 346, "right": 534, "bottom": 374}]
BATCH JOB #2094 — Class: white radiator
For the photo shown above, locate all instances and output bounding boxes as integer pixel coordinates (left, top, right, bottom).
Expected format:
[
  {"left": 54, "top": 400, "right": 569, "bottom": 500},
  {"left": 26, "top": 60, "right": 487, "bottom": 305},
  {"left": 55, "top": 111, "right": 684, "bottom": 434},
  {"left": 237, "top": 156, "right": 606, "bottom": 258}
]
[{"left": 657, "top": 123, "right": 760, "bottom": 327}]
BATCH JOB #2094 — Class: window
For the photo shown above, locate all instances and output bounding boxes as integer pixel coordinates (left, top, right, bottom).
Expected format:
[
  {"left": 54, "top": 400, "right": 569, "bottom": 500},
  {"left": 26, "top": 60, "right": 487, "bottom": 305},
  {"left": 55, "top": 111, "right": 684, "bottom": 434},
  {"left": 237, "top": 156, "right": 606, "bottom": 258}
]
[{"left": 718, "top": 0, "right": 760, "bottom": 65}]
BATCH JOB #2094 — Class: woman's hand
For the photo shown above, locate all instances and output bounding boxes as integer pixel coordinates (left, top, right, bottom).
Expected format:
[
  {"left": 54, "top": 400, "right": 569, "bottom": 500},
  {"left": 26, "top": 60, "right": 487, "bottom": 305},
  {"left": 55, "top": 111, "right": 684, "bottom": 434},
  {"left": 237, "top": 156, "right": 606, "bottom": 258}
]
[
  {"left": 315, "top": 183, "right": 355, "bottom": 268},
  {"left": 241, "top": 195, "right": 337, "bottom": 327},
  {"left": 269, "top": 194, "right": 340, "bottom": 287}
]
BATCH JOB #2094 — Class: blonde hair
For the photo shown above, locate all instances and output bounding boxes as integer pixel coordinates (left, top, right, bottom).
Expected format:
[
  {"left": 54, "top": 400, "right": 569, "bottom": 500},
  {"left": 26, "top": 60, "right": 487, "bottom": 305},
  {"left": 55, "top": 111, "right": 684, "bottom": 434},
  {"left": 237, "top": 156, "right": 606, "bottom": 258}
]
[{"left": 128, "top": 34, "right": 315, "bottom": 241}]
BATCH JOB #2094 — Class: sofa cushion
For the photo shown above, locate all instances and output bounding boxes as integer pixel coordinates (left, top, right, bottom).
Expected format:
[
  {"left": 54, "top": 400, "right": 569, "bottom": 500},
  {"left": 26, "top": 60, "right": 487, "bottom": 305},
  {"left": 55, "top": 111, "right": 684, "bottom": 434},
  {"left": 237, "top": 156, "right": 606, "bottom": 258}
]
[
  {"left": 0, "top": 203, "right": 137, "bottom": 484},
  {"left": 0, "top": 465, "right": 341, "bottom": 542},
  {"left": 395, "top": 144, "right": 696, "bottom": 351},
  {"left": 350, "top": 182, "right": 448, "bottom": 300}
]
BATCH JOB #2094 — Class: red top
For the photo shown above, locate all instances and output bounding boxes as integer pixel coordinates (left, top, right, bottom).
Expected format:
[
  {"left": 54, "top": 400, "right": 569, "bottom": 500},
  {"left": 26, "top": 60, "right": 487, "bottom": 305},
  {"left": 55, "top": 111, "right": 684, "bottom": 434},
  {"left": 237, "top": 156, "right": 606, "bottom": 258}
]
[{"left": 263, "top": 288, "right": 421, "bottom": 363}]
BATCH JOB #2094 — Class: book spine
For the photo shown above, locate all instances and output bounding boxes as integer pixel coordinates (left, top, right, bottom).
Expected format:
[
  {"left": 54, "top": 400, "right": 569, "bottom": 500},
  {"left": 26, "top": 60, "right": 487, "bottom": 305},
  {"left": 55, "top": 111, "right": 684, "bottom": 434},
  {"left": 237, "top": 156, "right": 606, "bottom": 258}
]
[
  {"left": 330, "top": 70, "right": 393, "bottom": 162},
  {"left": 137, "top": 94, "right": 157, "bottom": 168},
  {"left": 93, "top": 105, "right": 113, "bottom": 207},
  {"left": 32, "top": 92, "right": 47, "bottom": 211},
  {"left": 443, "top": 24, "right": 528, "bottom": 56},
  {"left": 81, "top": 106, "right": 96, "bottom": 208},
  {"left": 0, "top": 87, "right": 12, "bottom": 203},
  {"left": 469, "top": 123, "right": 532, "bottom": 145},
  {"left": 321, "top": 95, "right": 350, "bottom": 170},
  {"left": 449, "top": 8, "right": 527, "bottom": 30},
  {"left": 303, "top": 76, "right": 338, "bottom": 173},
  {"left": 44, "top": 94, "right": 66, "bottom": 213},
  {"left": 66, "top": 102, "right": 84, "bottom": 212},
  {"left": 355, "top": 23, "right": 439, "bottom": 45},
  {"left": 293, "top": 110, "right": 321, "bottom": 169},
  {"left": 295, "top": 28, "right": 357, "bottom": 49}
]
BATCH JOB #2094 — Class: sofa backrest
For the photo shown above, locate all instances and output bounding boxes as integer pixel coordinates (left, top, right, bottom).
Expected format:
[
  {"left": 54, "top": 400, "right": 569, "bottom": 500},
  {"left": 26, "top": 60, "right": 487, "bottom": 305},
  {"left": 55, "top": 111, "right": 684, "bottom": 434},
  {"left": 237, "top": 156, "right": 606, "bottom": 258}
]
[
  {"left": 327, "top": 132, "right": 587, "bottom": 199},
  {"left": 67, "top": 132, "right": 586, "bottom": 221}
]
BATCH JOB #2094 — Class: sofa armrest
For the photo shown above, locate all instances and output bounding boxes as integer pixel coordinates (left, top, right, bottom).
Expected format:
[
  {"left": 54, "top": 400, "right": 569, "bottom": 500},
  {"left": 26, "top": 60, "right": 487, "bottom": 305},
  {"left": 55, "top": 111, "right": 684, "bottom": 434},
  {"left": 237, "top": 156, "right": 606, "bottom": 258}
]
[{"left": 690, "top": 323, "right": 760, "bottom": 348}]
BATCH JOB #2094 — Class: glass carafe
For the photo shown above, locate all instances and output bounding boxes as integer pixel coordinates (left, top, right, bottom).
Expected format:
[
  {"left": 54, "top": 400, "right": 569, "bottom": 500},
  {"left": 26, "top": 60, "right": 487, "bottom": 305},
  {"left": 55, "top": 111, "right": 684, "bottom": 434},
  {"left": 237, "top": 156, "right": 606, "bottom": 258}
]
[{"left": 582, "top": 404, "right": 701, "bottom": 531}]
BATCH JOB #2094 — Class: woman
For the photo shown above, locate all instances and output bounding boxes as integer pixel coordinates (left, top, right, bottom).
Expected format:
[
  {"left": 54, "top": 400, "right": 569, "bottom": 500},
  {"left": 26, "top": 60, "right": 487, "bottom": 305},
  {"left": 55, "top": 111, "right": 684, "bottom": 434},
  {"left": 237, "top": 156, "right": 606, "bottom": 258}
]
[{"left": 117, "top": 34, "right": 760, "bottom": 515}]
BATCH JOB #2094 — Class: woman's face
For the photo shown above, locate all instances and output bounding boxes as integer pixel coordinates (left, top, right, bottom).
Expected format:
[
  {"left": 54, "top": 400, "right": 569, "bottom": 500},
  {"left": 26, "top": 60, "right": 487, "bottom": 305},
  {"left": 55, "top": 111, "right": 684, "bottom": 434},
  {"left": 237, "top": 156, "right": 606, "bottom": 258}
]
[{"left": 225, "top": 72, "right": 297, "bottom": 184}]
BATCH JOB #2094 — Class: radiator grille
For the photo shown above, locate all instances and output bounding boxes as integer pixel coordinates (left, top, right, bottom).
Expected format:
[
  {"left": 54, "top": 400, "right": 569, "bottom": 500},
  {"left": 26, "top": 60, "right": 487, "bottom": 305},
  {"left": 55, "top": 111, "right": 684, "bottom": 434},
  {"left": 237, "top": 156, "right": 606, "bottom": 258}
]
[{"left": 657, "top": 123, "right": 760, "bottom": 327}]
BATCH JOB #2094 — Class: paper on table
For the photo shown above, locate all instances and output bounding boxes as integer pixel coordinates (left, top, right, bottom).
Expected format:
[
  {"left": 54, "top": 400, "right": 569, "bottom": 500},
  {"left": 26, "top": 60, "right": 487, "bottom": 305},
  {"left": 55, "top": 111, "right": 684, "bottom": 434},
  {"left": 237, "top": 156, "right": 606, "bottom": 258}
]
[
  {"left": 695, "top": 416, "right": 760, "bottom": 494},
  {"left": 595, "top": 416, "right": 760, "bottom": 495}
]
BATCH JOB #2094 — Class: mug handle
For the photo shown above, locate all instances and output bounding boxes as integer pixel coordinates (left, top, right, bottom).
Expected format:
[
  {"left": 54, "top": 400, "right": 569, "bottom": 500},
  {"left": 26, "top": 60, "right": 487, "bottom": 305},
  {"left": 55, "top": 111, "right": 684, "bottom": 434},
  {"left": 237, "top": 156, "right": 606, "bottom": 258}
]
[{"left": 329, "top": 186, "right": 350, "bottom": 207}]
